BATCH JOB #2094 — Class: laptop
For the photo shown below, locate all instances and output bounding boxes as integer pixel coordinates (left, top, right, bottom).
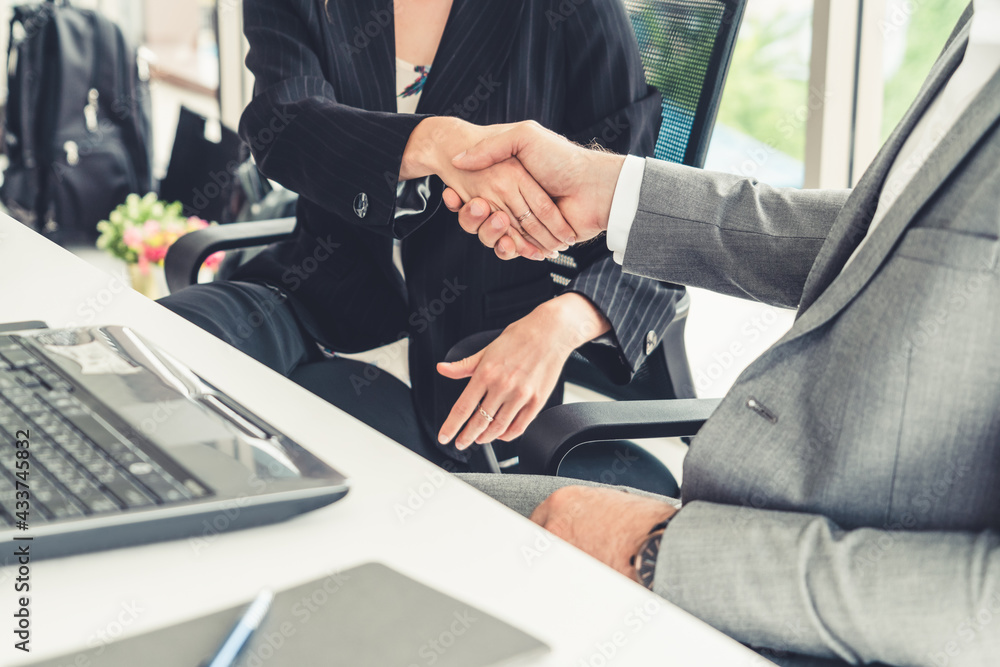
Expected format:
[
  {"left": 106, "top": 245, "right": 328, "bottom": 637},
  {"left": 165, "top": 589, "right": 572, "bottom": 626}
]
[{"left": 0, "top": 324, "right": 349, "bottom": 563}]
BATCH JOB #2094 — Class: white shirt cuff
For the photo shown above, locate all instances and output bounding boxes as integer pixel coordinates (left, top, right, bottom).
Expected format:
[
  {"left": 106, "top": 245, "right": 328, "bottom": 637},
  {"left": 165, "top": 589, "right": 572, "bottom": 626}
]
[{"left": 605, "top": 155, "right": 646, "bottom": 264}]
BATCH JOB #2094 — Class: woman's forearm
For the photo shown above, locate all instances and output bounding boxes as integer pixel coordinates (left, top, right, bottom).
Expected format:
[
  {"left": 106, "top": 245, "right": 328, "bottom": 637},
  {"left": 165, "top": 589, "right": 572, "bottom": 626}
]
[
  {"left": 399, "top": 116, "right": 466, "bottom": 181},
  {"left": 537, "top": 292, "right": 613, "bottom": 355}
]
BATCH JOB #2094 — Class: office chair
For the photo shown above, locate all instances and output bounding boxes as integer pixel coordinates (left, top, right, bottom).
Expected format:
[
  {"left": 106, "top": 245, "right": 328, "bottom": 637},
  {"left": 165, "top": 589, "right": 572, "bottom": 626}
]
[
  {"left": 516, "top": 398, "right": 722, "bottom": 476},
  {"left": 163, "top": 0, "right": 746, "bottom": 492}
]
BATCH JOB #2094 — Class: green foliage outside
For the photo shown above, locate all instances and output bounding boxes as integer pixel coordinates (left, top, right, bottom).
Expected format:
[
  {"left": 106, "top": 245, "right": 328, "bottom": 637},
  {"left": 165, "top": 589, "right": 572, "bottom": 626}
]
[
  {"left": 628, "top": 0, "right": 966, "bottom": 165},
  {"left": 714, "top": 10, "right": 812, "bottom": 161},
  {"left": 880, "top": 0, "right": 968, "bottom": 140}
]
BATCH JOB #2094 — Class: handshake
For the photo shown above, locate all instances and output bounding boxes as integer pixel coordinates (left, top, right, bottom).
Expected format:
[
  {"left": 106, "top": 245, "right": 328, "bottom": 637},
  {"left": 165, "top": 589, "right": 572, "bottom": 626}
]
[{"left": 401, "top": 118, "right": 628, "bottom": 260}]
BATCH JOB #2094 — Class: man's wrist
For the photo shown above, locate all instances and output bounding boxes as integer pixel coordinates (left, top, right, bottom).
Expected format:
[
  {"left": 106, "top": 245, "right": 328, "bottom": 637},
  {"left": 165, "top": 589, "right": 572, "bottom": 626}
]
[
  {"left": 592, "top": 152, "right": 627, "bottom": 233},
  {"left": 631, "top": 508, "right": 678, "bottom": 589},
  {"left": 605, "top": 155, "right": 646, "bottom": 263}
]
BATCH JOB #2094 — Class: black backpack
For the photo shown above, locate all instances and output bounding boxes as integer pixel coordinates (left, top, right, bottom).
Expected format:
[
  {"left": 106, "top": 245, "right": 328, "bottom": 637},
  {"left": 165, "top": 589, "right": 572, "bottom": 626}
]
[{"left": 1, "top": 0, "right": 152, "bottom": 245}]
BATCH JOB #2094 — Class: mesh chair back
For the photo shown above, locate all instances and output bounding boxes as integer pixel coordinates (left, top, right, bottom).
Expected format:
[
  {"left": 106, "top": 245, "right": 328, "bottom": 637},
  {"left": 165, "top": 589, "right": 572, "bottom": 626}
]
[{"left": 624, "top": 0, "right": 746, "bottom": 168}]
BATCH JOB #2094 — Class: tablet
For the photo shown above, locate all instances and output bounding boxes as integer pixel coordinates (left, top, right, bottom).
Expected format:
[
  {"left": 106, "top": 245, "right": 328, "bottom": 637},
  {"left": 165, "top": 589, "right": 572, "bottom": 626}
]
[{"left": 28, "top": 562, "right": 550, "bottom": 667}]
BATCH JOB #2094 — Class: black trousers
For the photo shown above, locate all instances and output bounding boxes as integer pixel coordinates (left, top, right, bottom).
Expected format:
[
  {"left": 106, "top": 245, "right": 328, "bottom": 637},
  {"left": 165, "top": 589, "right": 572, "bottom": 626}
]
[{"left": 157, "top": 281, "right": 463, "bottom": 470}]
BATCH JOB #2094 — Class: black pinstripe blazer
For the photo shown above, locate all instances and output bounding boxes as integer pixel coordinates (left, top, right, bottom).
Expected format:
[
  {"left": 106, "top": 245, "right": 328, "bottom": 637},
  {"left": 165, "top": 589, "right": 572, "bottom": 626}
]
[{"left": 233, "top": 0, "right": 685, "bottom": 456}]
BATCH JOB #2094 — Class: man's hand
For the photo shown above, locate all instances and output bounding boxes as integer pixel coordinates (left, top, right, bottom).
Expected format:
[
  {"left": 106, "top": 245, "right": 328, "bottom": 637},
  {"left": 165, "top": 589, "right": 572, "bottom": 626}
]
[
  {"left": 444, "top": 121, "right": 627, "bottom": 258},
  {"left": 436, "top": 293, "right": 610, "bottom": 448},
  {"left": 531, "top": 486, "right": 677, "bottom": 582}
]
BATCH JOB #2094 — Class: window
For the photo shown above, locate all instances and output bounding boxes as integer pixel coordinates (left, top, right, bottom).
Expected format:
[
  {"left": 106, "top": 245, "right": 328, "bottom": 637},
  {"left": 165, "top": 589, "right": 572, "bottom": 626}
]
[
  {"left": 880, "top": 0, "right": 968, "bottom": 141},
  {"left": 703, "top": 0, "right": 814, "bottom": 187}
]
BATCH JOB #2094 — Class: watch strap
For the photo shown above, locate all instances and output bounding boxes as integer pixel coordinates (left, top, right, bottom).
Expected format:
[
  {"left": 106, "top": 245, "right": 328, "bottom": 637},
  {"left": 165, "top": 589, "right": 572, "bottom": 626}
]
[{"left": 631, "top": 515, "right": 675, "bottom": 590}]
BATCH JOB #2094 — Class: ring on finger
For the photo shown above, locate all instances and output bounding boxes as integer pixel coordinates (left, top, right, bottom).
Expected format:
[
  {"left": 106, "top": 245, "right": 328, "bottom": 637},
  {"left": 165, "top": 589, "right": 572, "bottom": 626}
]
[
  {"left": 478, "top": 403, "right": 495, "bottom": 423},
  {"left": 516, "top": 209, "right": 534, "bottom": 223}
]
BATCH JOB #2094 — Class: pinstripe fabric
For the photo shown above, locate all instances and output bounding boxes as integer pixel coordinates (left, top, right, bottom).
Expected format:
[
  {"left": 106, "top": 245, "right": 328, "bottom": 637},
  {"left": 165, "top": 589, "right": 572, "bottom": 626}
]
[{"left": 233, "top": 0, "right": 684, "bottom": 456}]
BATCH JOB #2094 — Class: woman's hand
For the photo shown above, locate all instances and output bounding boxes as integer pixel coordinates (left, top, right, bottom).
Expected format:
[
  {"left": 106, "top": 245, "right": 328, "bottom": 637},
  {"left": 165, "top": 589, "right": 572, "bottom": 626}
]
[
  {"left": 436, "top": 292, "right": 611, "bottom": 449},
  {"left": 443, "top": 191, "right": 519, "bottom": 261},
  {"left": 401, "top": 117, "right": 578, "bottom": 258}
]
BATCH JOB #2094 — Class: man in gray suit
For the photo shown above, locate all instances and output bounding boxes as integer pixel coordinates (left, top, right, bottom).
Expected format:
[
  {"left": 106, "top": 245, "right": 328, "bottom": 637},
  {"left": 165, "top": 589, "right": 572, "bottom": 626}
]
[{"left": 440, "top": 3, "right": 999, "bottom": 666}]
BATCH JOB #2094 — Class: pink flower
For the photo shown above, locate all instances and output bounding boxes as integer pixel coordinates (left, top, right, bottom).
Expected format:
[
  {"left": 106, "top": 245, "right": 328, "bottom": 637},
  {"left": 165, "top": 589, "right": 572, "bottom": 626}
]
[
  {"left": 143, "top": 219, "right": 161, "bottom": 236},
  {"left": 137, "top": 253, "right": 151, "bottom": 275},
  {"left": 143, "top": 245, "right": 168, "bottom": 264},
  {"left": 202, "top": 251, "right": 225, "bottom": 272},
  {"left": 122, "top": 226, "right": 144, "bottom": 249}
]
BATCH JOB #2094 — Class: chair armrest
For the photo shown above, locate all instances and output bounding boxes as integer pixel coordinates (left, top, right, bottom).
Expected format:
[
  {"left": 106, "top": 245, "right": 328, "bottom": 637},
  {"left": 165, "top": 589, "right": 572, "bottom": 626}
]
[
  {"left": 517, "top": 398, "right": 722, "bottom": 475},
  {"left": 164, "top": 217, "right": 297, "bottom": 294}
]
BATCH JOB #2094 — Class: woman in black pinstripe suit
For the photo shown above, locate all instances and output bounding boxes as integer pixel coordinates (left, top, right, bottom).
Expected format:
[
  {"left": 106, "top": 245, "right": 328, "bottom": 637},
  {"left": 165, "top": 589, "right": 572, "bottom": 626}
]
[{"left": 160, "top": 0, "right": 686, "bottom": 475}]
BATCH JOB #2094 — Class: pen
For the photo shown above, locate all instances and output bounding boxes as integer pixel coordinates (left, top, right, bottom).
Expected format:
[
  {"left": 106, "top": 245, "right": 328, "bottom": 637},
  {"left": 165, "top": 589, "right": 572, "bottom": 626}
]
[{"left": 206, "top": 589, "right": 274, "bottom": 667}]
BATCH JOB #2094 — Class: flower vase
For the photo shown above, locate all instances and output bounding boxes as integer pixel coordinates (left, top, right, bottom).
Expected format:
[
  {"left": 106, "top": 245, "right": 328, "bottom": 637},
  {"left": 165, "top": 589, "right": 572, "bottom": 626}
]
[{"left": 128, "top": 263, "right": 161, "bottom": 299}]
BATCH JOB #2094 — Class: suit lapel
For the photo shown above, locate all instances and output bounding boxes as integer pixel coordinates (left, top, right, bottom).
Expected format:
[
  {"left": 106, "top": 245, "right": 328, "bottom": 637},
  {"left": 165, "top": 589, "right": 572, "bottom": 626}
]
[
  {"left": 414, "top": 0, "right": 527, "bottom": 115},
  {"left": 795, "top": 25, "right": 969, "bottom": 315},
  {"left": 782, "top": 26, "right": 1000, "bottom": 344},
  {"left": 331, "top": 0, "right": 526, "bottom": 114}
]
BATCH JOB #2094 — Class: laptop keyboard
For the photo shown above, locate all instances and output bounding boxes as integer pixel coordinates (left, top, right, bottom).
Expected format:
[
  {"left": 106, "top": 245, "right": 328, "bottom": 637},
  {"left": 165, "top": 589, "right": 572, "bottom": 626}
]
[{"left": 0, "top": 335, "right": 197, "bottom": 527}]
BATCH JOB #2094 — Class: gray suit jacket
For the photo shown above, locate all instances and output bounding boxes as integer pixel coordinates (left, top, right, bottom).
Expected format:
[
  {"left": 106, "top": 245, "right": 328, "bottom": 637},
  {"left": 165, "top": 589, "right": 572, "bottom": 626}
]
[{"left": 624, "top": 11, "right": 1000, "bottom": 667}]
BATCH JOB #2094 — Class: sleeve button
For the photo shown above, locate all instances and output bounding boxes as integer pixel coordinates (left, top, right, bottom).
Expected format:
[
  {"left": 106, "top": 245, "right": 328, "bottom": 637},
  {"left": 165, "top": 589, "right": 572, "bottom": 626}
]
[
  {"left": 645, "top": 330, "right": 659, "bottom": 356},
  {"left": 353, "top": 192, "right": 369, "bottom": 219}
]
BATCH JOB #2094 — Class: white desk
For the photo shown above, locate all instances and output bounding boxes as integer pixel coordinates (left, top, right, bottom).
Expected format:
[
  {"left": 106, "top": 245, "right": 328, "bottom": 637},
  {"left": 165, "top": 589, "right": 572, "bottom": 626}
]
[{"left": 0, "top": 217, "right": 771, "bottom": 666}]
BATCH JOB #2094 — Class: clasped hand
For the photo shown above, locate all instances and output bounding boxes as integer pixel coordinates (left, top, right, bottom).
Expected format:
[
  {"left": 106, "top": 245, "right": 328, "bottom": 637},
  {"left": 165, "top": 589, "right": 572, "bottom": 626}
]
[
  {"left": 404, "top": 118, "right": 624, "bottom": 261},
  {"left": 441, "top": 120, "right": 625, "bottom": 260},
  {"left": 403, "top": 118, "right": 576, "bottom": 260}
]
